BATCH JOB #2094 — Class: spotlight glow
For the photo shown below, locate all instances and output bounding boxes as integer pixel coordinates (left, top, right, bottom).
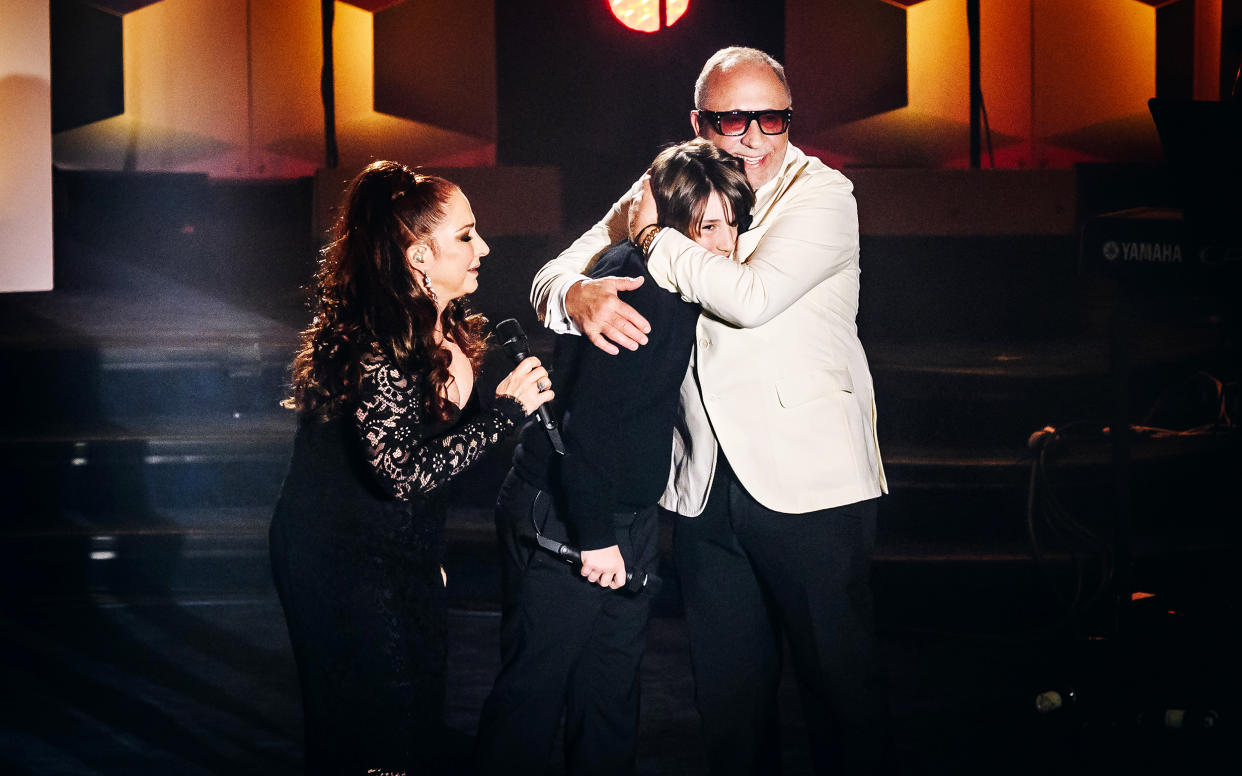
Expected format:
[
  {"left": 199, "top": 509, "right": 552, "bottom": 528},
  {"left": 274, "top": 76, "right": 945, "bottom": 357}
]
[{"left": 609, "top": 0, "right": 688, "bottom": 33}]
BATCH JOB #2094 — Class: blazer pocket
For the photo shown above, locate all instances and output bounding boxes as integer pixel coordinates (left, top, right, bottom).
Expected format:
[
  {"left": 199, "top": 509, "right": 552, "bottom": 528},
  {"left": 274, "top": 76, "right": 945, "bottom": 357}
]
[{"left": 775, "top": 368, "right": 854, "bottom": 408}]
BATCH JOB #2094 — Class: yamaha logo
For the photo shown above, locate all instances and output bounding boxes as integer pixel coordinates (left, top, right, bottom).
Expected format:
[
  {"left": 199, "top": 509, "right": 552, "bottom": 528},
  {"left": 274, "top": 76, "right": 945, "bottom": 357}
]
[{"left": 1106, "top": 240, "right": 1184, "bottom": 264}]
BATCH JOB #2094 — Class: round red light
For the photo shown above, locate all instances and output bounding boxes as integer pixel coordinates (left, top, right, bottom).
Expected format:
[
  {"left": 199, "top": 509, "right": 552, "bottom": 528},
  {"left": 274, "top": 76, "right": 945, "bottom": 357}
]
[{"left": 609, "top": 0, "right": 688, "bottom": 33}]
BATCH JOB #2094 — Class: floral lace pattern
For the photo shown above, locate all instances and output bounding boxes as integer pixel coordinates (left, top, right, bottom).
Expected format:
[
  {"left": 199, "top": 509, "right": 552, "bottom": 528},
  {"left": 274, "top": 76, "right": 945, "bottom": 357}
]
[{"left": 354, "top": 349, "right": 525, "bottom": 501}]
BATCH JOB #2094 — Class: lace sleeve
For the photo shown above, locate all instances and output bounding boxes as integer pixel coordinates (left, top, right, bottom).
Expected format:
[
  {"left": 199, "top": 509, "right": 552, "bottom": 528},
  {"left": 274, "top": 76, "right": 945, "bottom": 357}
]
[{"left": 353, "top": 350, "right": 526, "bottom": 500}]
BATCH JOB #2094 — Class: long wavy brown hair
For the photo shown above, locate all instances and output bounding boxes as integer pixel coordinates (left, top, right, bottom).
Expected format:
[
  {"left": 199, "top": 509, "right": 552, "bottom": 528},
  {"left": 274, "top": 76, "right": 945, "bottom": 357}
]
[{"left": 285, "top": 161, "right": 489, "bottom": 423}]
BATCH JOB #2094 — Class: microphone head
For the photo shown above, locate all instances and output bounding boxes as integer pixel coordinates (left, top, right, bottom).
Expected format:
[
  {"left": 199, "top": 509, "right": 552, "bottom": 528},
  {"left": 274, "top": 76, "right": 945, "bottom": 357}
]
[{"left": 494, "top": 318, "right": 529, "bottom": 360}]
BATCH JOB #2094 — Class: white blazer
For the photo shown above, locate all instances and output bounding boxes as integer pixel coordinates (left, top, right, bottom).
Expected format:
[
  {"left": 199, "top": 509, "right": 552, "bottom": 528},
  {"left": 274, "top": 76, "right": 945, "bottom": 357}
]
[{"left": 533, "top": 144, "right": 886, "bottom": 516}]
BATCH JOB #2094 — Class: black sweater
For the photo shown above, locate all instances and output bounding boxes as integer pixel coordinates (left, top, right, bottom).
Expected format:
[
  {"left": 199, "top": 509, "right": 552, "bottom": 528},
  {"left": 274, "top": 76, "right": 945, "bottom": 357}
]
[{"left": 512, "top": 240, "right": 701, "bottom": 549}]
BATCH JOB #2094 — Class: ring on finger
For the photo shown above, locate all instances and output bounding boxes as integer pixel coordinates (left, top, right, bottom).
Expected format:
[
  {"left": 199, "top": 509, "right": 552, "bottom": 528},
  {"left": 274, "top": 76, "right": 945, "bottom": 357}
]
[{"left": 537, "top": 378, "right": 550, "bottom": 392}]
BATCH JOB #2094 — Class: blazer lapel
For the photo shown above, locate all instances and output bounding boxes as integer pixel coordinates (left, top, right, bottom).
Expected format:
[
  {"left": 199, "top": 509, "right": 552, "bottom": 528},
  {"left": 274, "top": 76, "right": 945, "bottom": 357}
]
[{"left": 735, "top": 224, "right": 768, "bottom": 263}]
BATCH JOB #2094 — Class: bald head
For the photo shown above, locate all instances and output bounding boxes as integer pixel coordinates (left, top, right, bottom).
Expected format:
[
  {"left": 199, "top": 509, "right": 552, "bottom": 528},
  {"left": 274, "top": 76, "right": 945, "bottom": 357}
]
[{"left": 694, "top": 47, "right": 791, "bottom": 110}]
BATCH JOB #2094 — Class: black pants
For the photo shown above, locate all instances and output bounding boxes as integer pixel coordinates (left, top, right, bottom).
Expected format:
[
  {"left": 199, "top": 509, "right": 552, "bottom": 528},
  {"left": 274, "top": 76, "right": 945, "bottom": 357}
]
[
  {"left": 674, "top": 456, "right": 890, "bottom": 775},
  {"left": 476, "top": 469, "right": 659, "bottom": 775}
]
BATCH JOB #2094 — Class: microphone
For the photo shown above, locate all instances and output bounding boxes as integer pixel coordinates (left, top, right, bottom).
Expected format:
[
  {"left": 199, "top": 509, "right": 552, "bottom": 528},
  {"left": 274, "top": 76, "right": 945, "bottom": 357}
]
[
  {"left": 532, "top": 531, "right": 660, "bottom": 594},
  {"left": 495, "top": 318, "right": 565, "bottom": 455}
]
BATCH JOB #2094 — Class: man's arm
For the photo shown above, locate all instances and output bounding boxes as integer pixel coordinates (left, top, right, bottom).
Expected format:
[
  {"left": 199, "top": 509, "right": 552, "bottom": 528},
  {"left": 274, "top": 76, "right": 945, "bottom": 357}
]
[
  {"left": 530, "top": 178, "right": 652, "bottom": 354},
  {"left": 529, "top": 208, "right": 623, "bottom": 329},
  {"left": 645, "top": 172, "right": 857, "bottom": 328}
]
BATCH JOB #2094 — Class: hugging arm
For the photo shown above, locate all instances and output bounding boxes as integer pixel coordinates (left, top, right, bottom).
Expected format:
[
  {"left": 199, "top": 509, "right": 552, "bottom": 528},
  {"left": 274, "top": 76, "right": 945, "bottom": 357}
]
[
  {"left": 530, "top": 178, "right": 652, "bottom": 354},
  {"left": 646, "top": 175, "right": 858, "bottom": 328}
]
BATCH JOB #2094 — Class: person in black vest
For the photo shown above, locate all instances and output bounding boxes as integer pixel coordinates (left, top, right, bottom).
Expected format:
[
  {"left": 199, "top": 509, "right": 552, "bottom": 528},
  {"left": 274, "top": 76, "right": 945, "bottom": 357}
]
[{"left": 476, "top": 139, "right": 754, "bottom": 775}]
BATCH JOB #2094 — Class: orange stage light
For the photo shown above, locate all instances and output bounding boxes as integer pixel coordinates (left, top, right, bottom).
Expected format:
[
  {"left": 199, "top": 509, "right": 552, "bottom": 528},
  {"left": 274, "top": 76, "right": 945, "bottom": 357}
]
[{"left": 610, "top": 0, "right": 688, "bottom": 33}]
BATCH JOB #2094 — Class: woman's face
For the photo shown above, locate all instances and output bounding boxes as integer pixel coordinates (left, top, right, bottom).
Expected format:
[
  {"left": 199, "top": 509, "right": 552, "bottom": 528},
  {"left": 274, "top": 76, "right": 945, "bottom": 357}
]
[
  {"left": 691, "top": 192, "right": 739, "bottom": 257},
  {"left": 411, "top": 188, "right": 490, "bottom": 307}
]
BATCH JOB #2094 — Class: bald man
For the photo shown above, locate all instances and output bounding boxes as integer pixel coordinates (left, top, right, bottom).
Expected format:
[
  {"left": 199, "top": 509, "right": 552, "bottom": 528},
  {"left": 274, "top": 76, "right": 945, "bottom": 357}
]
[{"left": 531, "top": 47, "right": 890, "bottom": 774}]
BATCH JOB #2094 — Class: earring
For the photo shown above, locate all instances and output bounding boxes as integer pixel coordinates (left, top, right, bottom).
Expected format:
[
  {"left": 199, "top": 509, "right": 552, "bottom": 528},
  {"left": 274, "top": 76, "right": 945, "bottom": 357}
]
[
  {"left": 416, "top": 269, "right": 439, "bottom": 306},
  {"left": 413, "top": 248, "right": 426, "bottom": 264}
]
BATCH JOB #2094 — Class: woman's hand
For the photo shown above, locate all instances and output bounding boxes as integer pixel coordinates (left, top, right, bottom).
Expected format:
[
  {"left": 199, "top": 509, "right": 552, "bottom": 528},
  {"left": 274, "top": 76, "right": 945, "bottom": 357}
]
[
  {"left": 495, "top": 355, "right": 555, "bottom": 416},
  {"left": 580, "top": 545, "right": 627, "bottom": 590}
]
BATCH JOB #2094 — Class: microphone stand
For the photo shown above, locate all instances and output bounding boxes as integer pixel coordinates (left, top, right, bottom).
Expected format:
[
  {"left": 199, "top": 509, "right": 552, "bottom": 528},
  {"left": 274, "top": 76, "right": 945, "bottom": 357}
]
[{"left": 968, "top": 0, "right": 981, "bottom": 169}]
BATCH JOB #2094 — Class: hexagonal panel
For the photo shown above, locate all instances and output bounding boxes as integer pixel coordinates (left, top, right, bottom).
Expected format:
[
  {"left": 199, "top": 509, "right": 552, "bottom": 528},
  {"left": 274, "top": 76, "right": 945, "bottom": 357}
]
[
  {"left": 373, "top": 0, "right": 496, "bottom": 140},
  {"left": 340, "top": 0, "right": 406, "bottom": 12},
  {"left": 89, "top": 1, "right": 165, "bottom": 12},
  {"left": 787, "top": 0, "right": 909, "bottom": 130},
  {"left": 51, "top": 0, "right": 124, "bottom": 133}
]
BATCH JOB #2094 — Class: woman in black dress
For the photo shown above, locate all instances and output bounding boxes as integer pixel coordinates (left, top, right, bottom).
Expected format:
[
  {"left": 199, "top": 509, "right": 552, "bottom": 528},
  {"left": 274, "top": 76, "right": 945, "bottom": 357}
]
[{"left": 269, "top": 160, "right": 552, "bottom": 775}]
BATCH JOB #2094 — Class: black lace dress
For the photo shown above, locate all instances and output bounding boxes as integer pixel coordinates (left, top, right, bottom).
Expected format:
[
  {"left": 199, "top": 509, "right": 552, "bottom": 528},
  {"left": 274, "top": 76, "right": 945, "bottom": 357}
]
[{"left": 270, "top": 348, "right": 524, "bottom": 775}]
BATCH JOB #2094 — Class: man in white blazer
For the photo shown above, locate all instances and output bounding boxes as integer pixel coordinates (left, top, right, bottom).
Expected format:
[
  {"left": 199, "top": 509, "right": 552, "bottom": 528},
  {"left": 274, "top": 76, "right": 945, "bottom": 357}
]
[{"left": 531, "top": 47, "right": 890, "bottom": 774}]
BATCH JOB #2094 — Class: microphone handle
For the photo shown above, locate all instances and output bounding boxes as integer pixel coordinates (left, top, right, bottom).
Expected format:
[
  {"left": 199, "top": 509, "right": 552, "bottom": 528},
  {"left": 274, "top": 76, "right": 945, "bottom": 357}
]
[
  {"left": 536, "top": 407, "right": 565, "bottom": 454},
  {"left": 505, "top": 342, "right": 565, "bottom": 454},
  {"left": 544, "top": 537, "right": 656, "bottom": 593},
  {"left": 536, "top": 405, "right": 559, "bottom": 432}
]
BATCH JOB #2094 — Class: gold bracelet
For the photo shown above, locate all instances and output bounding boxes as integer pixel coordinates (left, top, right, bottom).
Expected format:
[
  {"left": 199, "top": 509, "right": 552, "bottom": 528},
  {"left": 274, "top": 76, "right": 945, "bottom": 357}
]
[
  {"left": 634, "top": 224, "right": 657, "bottom": 247},
  {"left": 638, "top": 225, "right": 662, "bottom": 256}
]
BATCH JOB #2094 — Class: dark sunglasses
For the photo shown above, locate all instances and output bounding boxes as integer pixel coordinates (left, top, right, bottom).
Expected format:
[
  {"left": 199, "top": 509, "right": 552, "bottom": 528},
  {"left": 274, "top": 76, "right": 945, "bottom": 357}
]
[{"left": 697, "top": 109, "right": 792, "bottom": 136}]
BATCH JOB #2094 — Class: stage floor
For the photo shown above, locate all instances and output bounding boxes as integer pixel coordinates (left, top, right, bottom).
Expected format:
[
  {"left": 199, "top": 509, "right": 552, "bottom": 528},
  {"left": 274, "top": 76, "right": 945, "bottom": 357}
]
[
  {"left": 3, "top": 582, "right": 1238, "bottom": 775},
  {"left": 3, "top": 246, "right": 1239, "bottom": 773}
]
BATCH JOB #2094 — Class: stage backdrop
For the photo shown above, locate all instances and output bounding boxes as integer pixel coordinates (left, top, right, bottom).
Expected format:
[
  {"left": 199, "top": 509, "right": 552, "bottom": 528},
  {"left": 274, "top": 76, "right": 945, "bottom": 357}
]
[
  {"left": 42, "top": 0, "right": 1241, "bottom": 237},
  {"left": 50, "top": 0, "right": 497, "bottom": 179},
  {"left": 47, "top": 0, "right": 1238, "bottom": 179}
]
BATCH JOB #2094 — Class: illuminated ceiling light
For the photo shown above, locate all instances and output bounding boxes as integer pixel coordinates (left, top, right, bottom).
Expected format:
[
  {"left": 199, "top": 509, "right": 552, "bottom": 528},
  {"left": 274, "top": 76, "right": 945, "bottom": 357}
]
[
  {"left": 667, "top": 0, "right": 688, "bottom": 26},
  {"left": 610, "top": 0, "right": 689, "bottom": 33}
]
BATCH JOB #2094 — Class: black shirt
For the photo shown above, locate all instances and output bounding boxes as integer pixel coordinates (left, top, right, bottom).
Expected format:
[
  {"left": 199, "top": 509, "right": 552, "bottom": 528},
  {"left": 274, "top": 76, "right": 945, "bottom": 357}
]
[{"left": 512, "top": 240, "right": 701, "bottom": 549}]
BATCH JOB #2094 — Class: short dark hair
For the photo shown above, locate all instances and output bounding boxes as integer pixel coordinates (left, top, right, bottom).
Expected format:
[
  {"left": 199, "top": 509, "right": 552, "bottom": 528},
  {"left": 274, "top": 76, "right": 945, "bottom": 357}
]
[{"left": 649, "top": 138, "right": 754, "bottom": 238}]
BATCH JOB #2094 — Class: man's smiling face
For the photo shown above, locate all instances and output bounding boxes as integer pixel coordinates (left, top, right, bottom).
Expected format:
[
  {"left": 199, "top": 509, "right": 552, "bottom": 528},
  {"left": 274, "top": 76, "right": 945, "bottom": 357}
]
[{"left": 692, "top": 62, "right": 791, "bottom": 190}]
